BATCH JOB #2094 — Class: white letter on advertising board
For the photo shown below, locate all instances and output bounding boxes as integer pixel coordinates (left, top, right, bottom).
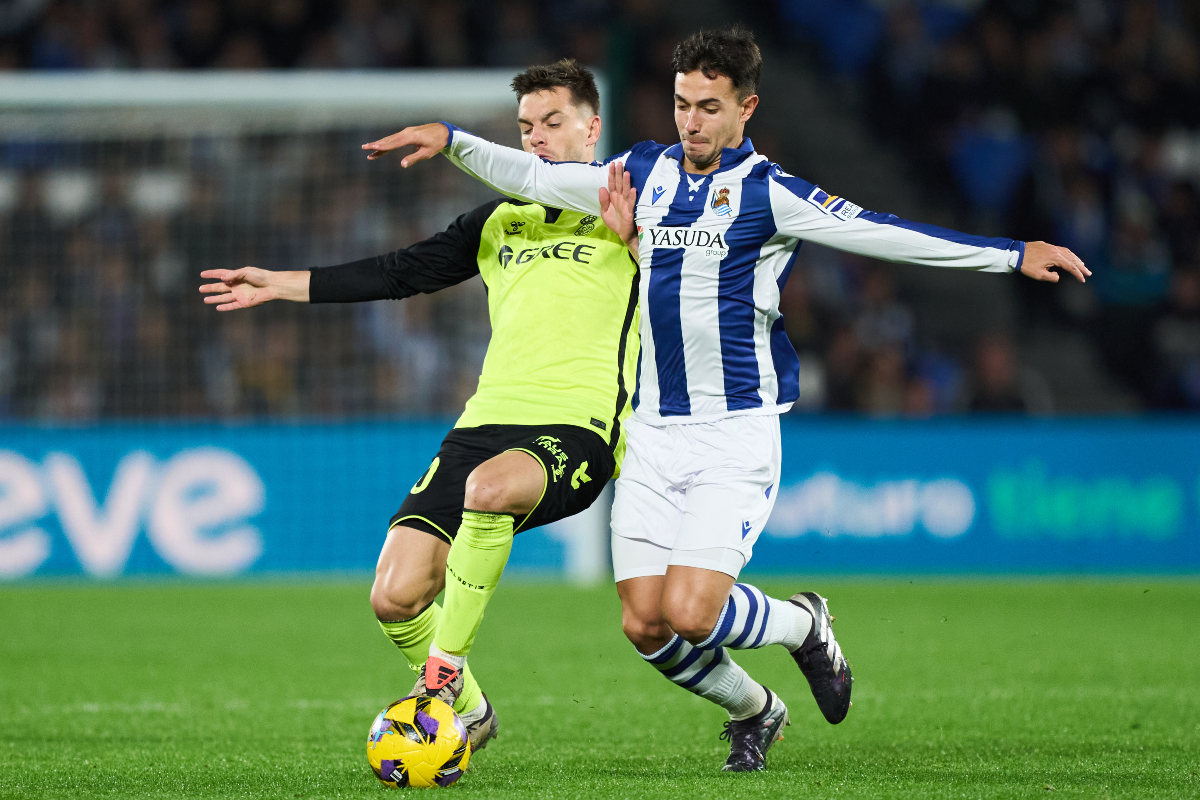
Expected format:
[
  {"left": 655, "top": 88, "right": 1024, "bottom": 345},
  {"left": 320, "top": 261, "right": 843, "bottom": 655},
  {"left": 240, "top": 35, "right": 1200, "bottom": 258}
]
[
  {"left": 148, "top": 448, "right": 264, "bottom": 575},
  {"left": 0, "top": 452, "right": 51, "bottom": 578},
  {"left": 45, "top": 451, "right": 154, "bottom": 578}
]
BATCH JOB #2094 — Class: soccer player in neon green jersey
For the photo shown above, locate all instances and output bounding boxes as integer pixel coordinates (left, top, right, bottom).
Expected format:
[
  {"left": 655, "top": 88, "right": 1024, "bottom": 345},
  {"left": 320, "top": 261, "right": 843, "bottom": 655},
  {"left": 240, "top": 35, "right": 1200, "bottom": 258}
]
[{"left": 199, "top": 60, "right": 639, "bottom": 751}]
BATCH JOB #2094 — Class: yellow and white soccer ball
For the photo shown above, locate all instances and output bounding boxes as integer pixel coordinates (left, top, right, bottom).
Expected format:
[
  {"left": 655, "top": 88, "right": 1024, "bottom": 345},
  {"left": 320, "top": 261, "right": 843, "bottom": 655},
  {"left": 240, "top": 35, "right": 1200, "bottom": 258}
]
[{"left": 367, "top": 696, "right": 471, "bottom": 788}]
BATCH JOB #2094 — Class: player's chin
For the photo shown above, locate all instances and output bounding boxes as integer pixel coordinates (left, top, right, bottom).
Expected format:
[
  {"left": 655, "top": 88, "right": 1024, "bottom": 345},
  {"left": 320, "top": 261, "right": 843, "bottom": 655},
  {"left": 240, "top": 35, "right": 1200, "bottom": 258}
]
[{"left": 686, "top": 145, "right": 719, "bottom": 169}]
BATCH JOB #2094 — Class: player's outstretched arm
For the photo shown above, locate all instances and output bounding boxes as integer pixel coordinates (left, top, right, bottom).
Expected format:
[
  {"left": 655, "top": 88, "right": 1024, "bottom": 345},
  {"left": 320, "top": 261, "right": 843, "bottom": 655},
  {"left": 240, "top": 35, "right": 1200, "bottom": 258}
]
[
  {"left": 363, "top": 123, "right": 609, "bottom": 216},
  {"left": 199, "top": 267, "right": 310, "bottom": 311},
  {"left": 599, "top": 161, "right": 639, "bottom": 260},
  {"left": 768, "top": 177, "right": 1092, "bottom": 278},
  {"left": 361, "top": 123, "right": 450, "bottom": 167},
  {"left": 1020, "top": 241, "right": 1091, "bottom": 282}
]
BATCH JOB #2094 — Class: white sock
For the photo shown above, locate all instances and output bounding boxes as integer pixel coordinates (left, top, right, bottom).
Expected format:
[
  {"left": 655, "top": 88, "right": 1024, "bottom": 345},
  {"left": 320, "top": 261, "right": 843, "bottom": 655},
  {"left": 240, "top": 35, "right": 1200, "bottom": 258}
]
[
  {"left": 458, "top": 694, "right": 487, "bottom": 724},
  {"left": 640, "top": 635, "right": 768, "bottom": 719},
  {"left": 697, "top": 583, "right": 814, "bottom": 652},
  {"left": 719, "top": 669, "right": 770, "bottom": 720},
  {"left": 428, "top": 645, "right": 466, "bottom": 671}
]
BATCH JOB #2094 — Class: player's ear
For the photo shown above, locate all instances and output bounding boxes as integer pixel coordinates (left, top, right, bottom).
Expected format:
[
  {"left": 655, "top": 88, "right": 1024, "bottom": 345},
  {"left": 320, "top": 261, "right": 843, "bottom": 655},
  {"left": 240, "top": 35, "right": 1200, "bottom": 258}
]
[
  {"left": 587, "top": 114, "right": 602, "bottom": 147},
  {"left": 739, "top": 95, "right": 759, "bottom": 124}
]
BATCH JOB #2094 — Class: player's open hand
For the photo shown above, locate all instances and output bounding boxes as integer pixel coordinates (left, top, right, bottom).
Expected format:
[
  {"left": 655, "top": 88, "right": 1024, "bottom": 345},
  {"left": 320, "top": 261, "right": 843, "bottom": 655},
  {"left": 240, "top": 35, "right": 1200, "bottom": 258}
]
[
  {"left": 361, "top": 123, "right": 450, "bottom": 166},
  {"left": 599, "top": 161, "right": 638, "bottom": 252},
  {"left": 200, "top": 267, "right": 286, "bottom": 311},
  {"left": 1021, "top": 242, "right": 1091, "bottom": 283}
]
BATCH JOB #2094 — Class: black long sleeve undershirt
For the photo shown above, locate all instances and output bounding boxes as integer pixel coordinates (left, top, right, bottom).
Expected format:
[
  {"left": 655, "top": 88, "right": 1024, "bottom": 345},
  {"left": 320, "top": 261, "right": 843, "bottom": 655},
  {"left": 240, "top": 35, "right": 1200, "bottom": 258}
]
[{"left": 308, "top": 198, "right": 507, "bottom": 303}]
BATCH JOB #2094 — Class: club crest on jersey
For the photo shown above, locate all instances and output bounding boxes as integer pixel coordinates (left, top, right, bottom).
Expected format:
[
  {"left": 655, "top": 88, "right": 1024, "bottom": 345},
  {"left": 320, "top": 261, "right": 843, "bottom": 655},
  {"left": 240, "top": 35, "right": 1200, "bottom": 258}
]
[
  {"left": 711, "top": 187, "right": 732, "bottom": 216},
  {"left": 807, "top": 188, "right": 863, "bottom": 221}
]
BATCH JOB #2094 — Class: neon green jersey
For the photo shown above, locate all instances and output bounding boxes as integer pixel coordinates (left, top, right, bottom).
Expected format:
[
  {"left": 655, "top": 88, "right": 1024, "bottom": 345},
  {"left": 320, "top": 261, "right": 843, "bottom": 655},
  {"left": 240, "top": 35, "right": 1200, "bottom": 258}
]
[{"left": 453, "top": 201, "right": 639, "bottom": 470}]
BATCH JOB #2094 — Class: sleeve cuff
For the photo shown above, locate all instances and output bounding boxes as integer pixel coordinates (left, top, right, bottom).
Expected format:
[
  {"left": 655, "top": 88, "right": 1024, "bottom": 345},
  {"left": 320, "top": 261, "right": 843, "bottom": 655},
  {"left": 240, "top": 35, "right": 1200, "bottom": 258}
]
[
  {"left": 439, "top": 122, "right": 464, "bottom": 149},
  {"left": 1012, "top": 241, "right": 1026, "bottom": 274}
]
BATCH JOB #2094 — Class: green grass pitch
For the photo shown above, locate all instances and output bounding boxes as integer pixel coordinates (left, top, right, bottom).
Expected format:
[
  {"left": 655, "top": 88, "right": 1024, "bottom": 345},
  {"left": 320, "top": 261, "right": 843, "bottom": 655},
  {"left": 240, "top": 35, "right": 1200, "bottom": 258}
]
[{"left": 2, "top": 579, "right": 1197, "bottom": 798}]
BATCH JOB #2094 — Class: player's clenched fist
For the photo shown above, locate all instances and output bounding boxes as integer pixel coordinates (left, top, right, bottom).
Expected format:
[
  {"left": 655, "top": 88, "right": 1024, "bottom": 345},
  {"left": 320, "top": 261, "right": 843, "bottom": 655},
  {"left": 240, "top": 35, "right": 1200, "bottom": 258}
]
[
  {"left": 361, "top": 123, "right": 450, "bottom": 166},
  {"left": 199, "top": 267, "right": 310, "bottom": 311}
]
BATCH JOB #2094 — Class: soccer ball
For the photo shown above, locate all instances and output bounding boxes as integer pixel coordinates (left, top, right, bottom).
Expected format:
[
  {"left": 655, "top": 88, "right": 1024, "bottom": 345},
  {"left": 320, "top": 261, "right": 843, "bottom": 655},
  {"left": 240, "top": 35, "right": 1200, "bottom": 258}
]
[{"left": 367, "top": 696, "right": 472, "bottom": 788}]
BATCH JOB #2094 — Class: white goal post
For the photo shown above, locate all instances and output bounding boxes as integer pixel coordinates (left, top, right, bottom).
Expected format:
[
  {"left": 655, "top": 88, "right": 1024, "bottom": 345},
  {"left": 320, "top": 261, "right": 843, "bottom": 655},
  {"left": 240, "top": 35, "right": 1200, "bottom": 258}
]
[{"left": 0, "top": 69, "right": 612, "bottom": 147}]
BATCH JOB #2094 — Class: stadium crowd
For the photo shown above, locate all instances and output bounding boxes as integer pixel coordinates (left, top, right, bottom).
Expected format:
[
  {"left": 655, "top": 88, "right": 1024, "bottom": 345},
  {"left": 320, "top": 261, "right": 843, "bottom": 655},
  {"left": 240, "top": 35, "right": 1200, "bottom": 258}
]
[
  {"left": 1, "top": 0, "right": 1198, "bottom": 420},
  {"left": 781, "top": 0, "right": 1200, "bottom": 409}
]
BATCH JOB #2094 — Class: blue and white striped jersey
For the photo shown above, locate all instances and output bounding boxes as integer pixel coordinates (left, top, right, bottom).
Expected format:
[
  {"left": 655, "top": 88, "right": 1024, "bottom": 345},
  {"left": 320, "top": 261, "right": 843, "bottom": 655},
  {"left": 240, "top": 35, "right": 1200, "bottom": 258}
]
[{"left": 442, "top": 126, "right": 1026, "bottom": 425}]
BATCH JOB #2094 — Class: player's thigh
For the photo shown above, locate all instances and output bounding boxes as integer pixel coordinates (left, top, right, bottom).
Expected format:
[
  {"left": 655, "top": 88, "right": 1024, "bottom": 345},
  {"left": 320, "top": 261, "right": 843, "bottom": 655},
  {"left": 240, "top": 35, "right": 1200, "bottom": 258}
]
[
  {"left": 463, "top": 449, "right": 545, "bottom": 516},
  {"left": 610, "top": 422, "right": 686, "bottom": 556},
  {"left": 391, "top": 428, "right": 499, "bottom": 542},
  {"left": 512, "top": 424, "right": 615, "bottom": 533},
  {"left": 672, "top": 415, "right": 782, "bottom": 572},
  {"left": 371, "top": 524, "right": 450, "bottom": 619}
]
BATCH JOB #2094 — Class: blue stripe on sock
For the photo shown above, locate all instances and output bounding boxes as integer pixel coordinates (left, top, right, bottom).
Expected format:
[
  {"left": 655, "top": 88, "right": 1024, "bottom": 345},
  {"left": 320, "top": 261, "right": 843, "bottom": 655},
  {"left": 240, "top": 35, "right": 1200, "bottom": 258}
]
[
  {"left": 646, "top": 635, "right": 684, "bottom": 666},
  {"left": 698, "top": 596, "right": 736, "bottom": 650},
  {"left": 659, "top": 646, "right": 703, "bottom": 679},
  {"left": 750, "top": 594, "right": 772, "bottom": 648},
  {"left": 680, "top": 648, "right": 725, "bottom": 689},
  {"left": 728, "top": 584, "right": 760, "bottom": 648}
]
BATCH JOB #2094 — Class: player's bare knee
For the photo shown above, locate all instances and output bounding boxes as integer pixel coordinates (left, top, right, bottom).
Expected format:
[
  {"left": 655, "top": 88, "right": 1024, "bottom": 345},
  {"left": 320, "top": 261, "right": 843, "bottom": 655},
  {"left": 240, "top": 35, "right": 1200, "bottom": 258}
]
[
  {"left": 370, "top": 576, "right": 437, "bottom": 622},
  {"left": 662, "top": 599, "right": 721, "bottom": 645},
  {"left": 463, "top": 468, "right": 513, "bottom": 513},
  {"left": 622, "top": 613, "right": 672, "bottom": 652}
]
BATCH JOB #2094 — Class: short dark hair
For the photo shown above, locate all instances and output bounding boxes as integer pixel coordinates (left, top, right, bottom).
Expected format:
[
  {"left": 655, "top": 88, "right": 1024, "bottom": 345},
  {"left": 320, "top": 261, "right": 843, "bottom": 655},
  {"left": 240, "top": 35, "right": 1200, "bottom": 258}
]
[
  {"left": 671, "top": 26, "right": 762, "bottom": 100},
  {"left": 511, "top": 59, "right": 601, "bottom": 116}
]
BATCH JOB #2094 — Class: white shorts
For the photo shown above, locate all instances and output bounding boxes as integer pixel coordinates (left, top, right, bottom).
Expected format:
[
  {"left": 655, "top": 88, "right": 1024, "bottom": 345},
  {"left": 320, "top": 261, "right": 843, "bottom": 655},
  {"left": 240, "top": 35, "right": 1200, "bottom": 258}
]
[{"left": 611, "top": 414, "right": 782, "bottom": 582}]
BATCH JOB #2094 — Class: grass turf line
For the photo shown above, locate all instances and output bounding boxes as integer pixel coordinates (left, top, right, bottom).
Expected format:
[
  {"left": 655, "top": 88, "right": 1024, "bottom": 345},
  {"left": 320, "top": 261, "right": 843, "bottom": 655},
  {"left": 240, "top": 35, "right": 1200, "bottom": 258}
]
[{"left": 1, "top": 580, "right": 1197, "bottom": 799}]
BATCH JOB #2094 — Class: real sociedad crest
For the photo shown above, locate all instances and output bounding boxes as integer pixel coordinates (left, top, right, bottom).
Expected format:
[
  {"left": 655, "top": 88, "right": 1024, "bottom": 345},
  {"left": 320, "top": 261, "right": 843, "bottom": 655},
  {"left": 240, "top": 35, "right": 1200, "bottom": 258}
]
[{"left": 711, "top": 187, "right": 732, "bottom": 216}]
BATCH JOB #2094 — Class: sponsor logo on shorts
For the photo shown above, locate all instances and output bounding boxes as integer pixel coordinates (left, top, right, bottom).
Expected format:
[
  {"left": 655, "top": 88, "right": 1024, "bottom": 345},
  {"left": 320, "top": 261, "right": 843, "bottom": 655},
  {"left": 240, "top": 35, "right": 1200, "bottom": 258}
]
[
  {"left": 741, "top": 520, "right": 752, "bottom": 539},
  {"left": 571, "top": 461, "right": 591, "bottom": 490},
  {"left": 534, "top": 436, "right": 569, "bottom": 482}
]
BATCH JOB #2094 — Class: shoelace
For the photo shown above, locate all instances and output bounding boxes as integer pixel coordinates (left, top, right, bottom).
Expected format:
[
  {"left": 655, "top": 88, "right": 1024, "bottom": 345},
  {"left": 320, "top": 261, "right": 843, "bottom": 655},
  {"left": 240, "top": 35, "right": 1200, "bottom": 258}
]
[
  {"left": 719, "top": 719, "right": 763, "bottom": 748},
  {"left": 800, "top": 621, "right": 844, "bottom": 673}
]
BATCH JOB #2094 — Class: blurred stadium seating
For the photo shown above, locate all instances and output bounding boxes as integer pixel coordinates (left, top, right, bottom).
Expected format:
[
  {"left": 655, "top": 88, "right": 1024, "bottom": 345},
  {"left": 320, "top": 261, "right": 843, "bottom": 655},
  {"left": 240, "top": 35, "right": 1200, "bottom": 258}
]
[{"left": 2, "top": 0, "right": 1195, "bottom": 421}]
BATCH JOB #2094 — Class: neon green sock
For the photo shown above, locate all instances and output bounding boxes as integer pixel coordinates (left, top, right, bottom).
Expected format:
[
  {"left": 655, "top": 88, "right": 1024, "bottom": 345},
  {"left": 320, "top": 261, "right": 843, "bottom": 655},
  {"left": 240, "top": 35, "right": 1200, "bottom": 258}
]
[
  {"left": 378, "top": 602, "right": 483, "bottom": 715},
  {"left": 435, "top": 510, "right": 515, "bottom": 657}
]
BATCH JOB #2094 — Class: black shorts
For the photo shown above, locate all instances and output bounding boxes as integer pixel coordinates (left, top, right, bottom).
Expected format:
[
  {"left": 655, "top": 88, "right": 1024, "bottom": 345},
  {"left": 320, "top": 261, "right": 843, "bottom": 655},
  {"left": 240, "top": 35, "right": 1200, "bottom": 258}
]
[{"left": 391, "top": 423, "right": 615, "bottom": 543}]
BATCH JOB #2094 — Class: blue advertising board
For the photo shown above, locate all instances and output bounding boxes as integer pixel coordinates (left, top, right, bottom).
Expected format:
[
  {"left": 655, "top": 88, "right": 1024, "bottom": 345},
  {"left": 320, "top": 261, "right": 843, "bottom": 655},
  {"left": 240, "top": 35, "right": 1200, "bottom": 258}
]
[
  {"left": 1, "top": 418, "right": 1198, "bottom": 579},
  {"left": 756, "top": 419, "right": 1200, "bottom": 573}
]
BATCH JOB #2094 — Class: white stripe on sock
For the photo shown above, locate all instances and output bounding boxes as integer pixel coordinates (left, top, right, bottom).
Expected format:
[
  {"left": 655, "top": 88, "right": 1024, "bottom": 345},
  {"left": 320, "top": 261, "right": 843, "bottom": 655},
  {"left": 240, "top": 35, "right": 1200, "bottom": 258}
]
[{"left": 641, "top": 635, "right": 768, "bottom": 719}]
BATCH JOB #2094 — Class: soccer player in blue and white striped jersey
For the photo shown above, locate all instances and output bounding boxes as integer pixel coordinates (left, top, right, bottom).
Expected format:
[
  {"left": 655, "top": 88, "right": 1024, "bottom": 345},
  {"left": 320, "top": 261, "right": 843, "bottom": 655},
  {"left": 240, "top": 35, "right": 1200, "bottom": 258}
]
[{"left": 363, "top": 25, "right": 1089, "bottom": 773}]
